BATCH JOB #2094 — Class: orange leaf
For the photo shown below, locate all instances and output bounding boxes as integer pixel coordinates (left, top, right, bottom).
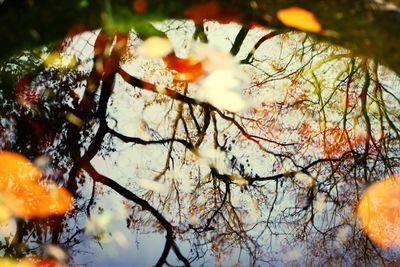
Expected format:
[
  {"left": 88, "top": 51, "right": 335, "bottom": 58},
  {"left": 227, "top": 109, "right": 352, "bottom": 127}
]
[
  {"left": 163, "top": 54, "right": 205, "bottom": 82},
  {"left": 356, "top": 175, "right": 400, "bottom": 249},
  {"left": 0, "top": 152, "right": 73, "bottom": 219},
  {"left": 277, "top": 7, "right": 322, "bottom": 33},
  {"left": 0, "top": 257, "right": 65, "bottom": 267}
]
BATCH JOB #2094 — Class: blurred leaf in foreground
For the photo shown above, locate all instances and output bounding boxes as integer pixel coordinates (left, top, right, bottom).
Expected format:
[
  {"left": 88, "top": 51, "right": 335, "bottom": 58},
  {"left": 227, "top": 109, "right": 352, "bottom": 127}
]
[
  {"left": 0, "top": 152, "right": 73, "bottom": 219},
  {"left": 356, "top": 175, "right": 400, "bottom": 249},
  {"left": 277, "top": 7, "right": 322, "bottom": 33}
]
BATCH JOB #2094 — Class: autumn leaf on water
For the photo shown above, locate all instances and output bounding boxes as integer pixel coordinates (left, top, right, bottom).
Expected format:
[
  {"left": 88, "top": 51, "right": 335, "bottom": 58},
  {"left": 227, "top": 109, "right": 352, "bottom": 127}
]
[
  {"left": 277, "top": 7, "right": 322, "bottom": 33},
  {"left": 0, "top": 151, "right": 73, "bottom": 219},
  {"left": 85, "top": 212, "right": 113, "bottom": 235},
  {"left": 163, "top": 53, "right": 204, "bottom": 82},
  {"left": 66, "top": 112, "right": 84, "bottom": 128},
  {"left": 45, "top": 245, "right": 67, "bottom": 263},
  {"left": 0, "top": 257, "right": 62, "bottom": 267},
  {"left": 356, "top": 175, "right": 400, "bottom": 249},
  {"left": 0, "top": 256, "right": 65, "bottom": 267},
  {"left": 193, "top": 45, "right": 235, "bottom": 72},
  {"left": 195, "top": 69, "right": 248, "bottom": 113},
  {"left": 137, "top": 37, "right": 173, "bottom": 58},
  {"left": 43, "top": 52, "right": 77, "bottom": 69},
  {"left": 23, "top": 257, "right": 65, "bottom": 267},
  {"left": 163, "top": 44, "right": 237, "bottom": 82},
  {"left": 171, "top": 45, "right": 249, "bottom": 112}
]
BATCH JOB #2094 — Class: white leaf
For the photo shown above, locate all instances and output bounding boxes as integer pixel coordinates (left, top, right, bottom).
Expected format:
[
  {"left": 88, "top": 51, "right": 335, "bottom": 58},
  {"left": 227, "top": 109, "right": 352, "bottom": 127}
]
[
  {"left": 45, "top": 245, "right": 67, "bottom": 262},
  {"left": 193, "top": 45, "right": 235, "bottom": 71},
  {"left": 195, "top": 70, "right": 248, "bottom": 112}
]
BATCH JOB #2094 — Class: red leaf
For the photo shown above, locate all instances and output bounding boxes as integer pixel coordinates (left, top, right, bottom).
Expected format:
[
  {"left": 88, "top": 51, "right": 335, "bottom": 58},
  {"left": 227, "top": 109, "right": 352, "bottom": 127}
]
[{"left": 22, "top": 257, "right": 66, "bottom": 267}]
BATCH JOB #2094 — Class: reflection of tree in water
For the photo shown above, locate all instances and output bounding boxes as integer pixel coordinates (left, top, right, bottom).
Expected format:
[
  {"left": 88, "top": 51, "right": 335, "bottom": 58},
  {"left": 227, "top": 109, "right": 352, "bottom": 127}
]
[{"left": 1, "top": 21, "right": 400, "bottom": 266}]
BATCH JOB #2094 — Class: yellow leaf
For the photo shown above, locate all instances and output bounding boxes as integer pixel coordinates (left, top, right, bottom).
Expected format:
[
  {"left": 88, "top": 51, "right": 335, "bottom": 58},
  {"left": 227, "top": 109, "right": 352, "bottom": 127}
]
[
  {"left": 277, "top": 7, "right": 322, "bottom": 33},
  {"left": 0, "top": 203, "right": 11, "bottom": 222},
  {"left": 45, "top": 245, "right": 67, "bottom": 262},
  {"left": 137, "top": 37, "right": 173, "bottom": 58},
  {"left": 66, "top": 112, "right": 84, "bottom": 127},
  {"left": 43, "top": 52, "right": 77, "bottom": 69},
  {"left": 0, "top": 258, "right": 33, "bottom": 267}
]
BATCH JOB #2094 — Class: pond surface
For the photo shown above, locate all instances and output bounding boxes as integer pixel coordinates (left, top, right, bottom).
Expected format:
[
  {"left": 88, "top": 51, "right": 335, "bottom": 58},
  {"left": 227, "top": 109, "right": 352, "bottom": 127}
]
[{"left": 1, "top": 20, "right": 400, "bottom": 266}]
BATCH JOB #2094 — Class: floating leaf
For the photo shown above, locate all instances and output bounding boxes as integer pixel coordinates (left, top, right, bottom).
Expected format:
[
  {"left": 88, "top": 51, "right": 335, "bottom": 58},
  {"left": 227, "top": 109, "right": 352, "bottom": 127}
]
[
  {"left": 43, "top": 52, "right": 77, "bottom": 69},
  {"left": 113, "top": 231, "right": 130, "bottom": 247},
  {"left": 85, "top": 212, "right": 113, "bottom": 236},
  {"left": 66, "top": 112, "right": 84, "bottom": 127},
  {"left": 356, "top": 175, "right": 400, "bottom": 249},
  {"left": 193, "top": 45, "right": 235, "bottom": 72},
  {"left": 0, "top": 152, "right": 73, "bottom": 219},
  {"left": 0, "top": 205, "right": 11, "bottom": 222},
  {"left": 22, "top": 257, "right": 65, "bottom": 267},
  {"left": 295, "top": 172, "right": 315, "bottom": 188},
  {"left": 163, "top": 53, "right": 204, "bottom": 82},
  {"left": 0, "top": 257, "right": 64, "bottom": 267},
  {"left": 230, "top": 174, "right": 248, "bottom": 186},
  {"left": 188, "top": 215, "right": 201, "bottom": 227},
  {"left": 0, "top": 258, "right": 33, "bottom": 267},
  {"left": 195, "top": 70, "right": 248, "bottom": 112},
  {"left": 277, "top": 7, "right": 322, "bottom": 33},
  {"left": 137, "top": 37, "right": 172, "bottom": 58},
  {"left": 45, "top": 245, "right": 67, "bottom": 262}
]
